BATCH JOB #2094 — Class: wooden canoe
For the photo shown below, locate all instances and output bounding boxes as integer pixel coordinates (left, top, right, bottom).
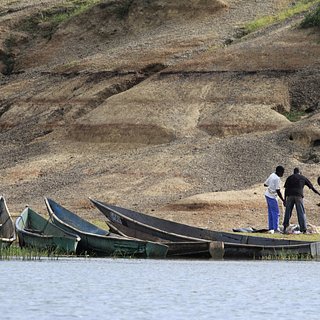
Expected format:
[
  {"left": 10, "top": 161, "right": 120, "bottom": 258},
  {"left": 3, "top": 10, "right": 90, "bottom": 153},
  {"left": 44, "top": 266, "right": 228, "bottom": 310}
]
[
  {"left": 106, "top": 219, "right": 320, "bottom": 259},
  {"left": 106, "top": 219, "right": 223, "bottom": 258},
  {"left": 45, "top": 198, "right": 168, "bottom": 258},
  {"left": 90, "top": 198, "right": 314, "bottom": 246},
  {"left": 0, "top": 196, "right": 16, "bottom": 249},
  {"left": 224, "top": 241, "right": 320, "bottom": 259},
  {"left": 15, "top": 206, "right": 80, "bottom": 254}
]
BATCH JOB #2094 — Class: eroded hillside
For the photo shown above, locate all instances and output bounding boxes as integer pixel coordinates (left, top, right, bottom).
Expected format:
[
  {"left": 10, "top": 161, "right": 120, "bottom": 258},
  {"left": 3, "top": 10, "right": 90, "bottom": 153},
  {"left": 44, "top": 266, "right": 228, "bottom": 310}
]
[{"left": 0, "top": 0, "right": 319, "bottom": 231}]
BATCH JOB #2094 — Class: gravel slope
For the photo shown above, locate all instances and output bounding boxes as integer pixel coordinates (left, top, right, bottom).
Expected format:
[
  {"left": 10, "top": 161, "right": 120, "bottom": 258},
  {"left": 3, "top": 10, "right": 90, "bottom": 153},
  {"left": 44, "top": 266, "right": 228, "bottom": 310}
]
[{"left": 0, "top": 0, "right": 319, "bottom": 232}]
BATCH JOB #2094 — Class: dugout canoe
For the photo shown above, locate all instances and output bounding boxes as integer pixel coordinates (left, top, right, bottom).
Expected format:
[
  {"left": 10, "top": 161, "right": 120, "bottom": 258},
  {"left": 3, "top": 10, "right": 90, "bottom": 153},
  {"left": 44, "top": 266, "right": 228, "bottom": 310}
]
[
  {"left": 15, "top": 206, "right": 80, "bottom": 254},
  {"left": 90, "top": 198, "right": 314, "bottom": 246},
  {"left": 45, "top": 198, "right": 168, "bottom": 258},
  {"left": 0, "top": 196, "right": 16, "bottom": 248}
]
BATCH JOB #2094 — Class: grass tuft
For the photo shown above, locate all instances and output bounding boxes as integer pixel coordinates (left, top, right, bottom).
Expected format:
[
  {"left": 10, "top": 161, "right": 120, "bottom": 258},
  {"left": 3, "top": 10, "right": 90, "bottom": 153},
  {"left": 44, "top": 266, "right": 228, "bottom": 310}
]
[
  {"left": 19, "top": 0, "right": 101, "bottom": 39},
  {"left": 0, "top": 245, "right": 61, "bottom": 260},
  {"left": 244, "top": 0, "right": 320, "bottom": 34},
  {"left": 262, "top": 251, "right": 313, "bottom": 260}
]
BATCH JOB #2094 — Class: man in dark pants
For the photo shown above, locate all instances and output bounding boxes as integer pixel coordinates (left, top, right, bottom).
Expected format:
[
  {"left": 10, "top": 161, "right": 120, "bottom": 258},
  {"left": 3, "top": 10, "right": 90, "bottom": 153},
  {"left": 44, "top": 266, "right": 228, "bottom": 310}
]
[{"left": 283, "top": 168, "right": 320, "bottom": 234}]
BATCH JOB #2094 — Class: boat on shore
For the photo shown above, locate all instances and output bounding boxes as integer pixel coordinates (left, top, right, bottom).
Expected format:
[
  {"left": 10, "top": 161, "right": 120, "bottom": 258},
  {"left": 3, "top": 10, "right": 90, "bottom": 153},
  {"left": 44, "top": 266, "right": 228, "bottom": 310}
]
[
  {"left": 106, "top": 219, "right": 223, "bottom": 258},
  {"left": 223, "top": 241, "right": 320, "bottom": 259},
  {"left": 105, "top": 214, "right": 320, "bottom": 259},
  {"left": 90, "top": 198, "right": 313, "bottom": 246},
  {"left": 0, "top": 196, "right": 16, "bottom": 249},
  {"left": 15, "top": 206, "right": 80, "bottom": 254},
  {"left": 45, "top": 198, "right": 168, "bottom": 258}
]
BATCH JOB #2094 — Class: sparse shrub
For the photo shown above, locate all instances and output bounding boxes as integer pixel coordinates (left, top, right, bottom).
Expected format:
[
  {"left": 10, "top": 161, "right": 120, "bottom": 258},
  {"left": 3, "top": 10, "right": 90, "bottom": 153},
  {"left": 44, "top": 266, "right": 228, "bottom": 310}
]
[
  {"left": 114, "top": 0, "right": 134, "bottom": 19},
  {"left": 19, "top": 0, "right": 101, "bottom": 39},
  {"left": 301, "top": 4, "right": 320, "bottom": 27},
  {"left": 1, "top": 36, "right": 16, "bottom": 75},
  {"left": 244, "top": 0, "right": 320, "bottom": 35},
  {"left": 284, "top": 110, "right": 306, "bottom": 122}
]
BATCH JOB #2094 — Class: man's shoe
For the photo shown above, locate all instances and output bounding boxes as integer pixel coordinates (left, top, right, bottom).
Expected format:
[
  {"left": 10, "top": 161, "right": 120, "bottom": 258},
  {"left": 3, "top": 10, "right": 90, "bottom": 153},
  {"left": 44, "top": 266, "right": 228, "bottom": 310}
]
[{"left": 268, "top": 230, "right": 274, "bottom": 234}]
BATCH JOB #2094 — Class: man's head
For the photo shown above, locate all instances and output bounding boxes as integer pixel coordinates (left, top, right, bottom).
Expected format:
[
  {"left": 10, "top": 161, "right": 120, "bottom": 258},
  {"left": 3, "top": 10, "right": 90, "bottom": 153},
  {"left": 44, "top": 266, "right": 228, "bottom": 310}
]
[
  {"left": 293, "top": 167, "right": 300, "bottom": 174},
  {"left": 276, "top": 165, "right": 285, "bottom": 177}
]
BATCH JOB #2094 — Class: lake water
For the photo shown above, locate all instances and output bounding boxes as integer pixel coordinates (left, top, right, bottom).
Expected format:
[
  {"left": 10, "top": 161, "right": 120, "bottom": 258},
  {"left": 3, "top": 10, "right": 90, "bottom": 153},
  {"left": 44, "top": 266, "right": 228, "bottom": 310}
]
[{"left": 0, "top": 258, "right": 319, "bottom": 320}]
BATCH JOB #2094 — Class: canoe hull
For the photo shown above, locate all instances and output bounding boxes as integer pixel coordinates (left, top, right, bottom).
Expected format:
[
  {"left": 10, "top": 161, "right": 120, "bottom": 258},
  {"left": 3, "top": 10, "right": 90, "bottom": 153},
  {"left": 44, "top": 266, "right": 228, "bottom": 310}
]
[
  {"left": 16, "top": 230, "right": 79, "bottom": 253},
  {"left": 15, "top": 207, "right": 80, "bottom": 254},
  {"left": 107, "top": 219, "right": 320, "bottom": 259},
  {"left": 0, "top": 196, "right": 16, "bottom": 247},
  {"left": 106, "top": 219, "right": 221, "bottom": 258},
  {"left": 224, "top": 242, "right": 320, "bottom": 259},
  {"left": 67, "top": 224, "right": 166, "bottom": 258},
  {"left": 0, "top": 239, "right": 14, "bottom": 249},
  {"left": 90, "top": 199, "right": 312, "bottom": 246},
  {"left": 45, "top": 198, "right": 168, "bottom": 258}
]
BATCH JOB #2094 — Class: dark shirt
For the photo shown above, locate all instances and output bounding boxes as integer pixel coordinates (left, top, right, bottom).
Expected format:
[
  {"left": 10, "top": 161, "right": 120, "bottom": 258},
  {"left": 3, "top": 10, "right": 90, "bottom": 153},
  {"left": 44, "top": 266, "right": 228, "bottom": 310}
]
[{"left": 284, "top": 173, "right": 313, "bottom": 198}]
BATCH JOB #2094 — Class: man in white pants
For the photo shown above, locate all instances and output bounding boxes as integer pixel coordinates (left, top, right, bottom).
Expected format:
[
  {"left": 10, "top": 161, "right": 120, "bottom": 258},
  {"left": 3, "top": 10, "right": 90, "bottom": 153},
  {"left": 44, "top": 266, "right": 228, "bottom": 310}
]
[{"left": 264, "top": 166, "right": 286, "bottom": 233}]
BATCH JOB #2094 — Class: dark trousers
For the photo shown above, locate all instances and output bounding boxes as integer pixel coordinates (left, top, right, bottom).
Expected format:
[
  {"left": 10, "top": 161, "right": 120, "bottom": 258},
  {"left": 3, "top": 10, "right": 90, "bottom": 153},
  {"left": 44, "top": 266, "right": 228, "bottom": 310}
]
[{"left": 283, "top": 196, "right": 307, "bottom": 232}]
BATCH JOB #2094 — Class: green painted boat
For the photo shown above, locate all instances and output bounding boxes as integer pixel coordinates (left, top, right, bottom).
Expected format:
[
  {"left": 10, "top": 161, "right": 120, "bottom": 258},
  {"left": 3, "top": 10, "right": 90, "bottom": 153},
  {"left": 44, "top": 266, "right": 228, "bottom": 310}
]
[
  {"left": 15, "top": 206, "right": 80, "bottom": 254},
  {"left": 0, "top": 196, "right": 16, "bottom": 249},
  {"left": 45, "top": 198, "right": 168, "bottom": 258}
]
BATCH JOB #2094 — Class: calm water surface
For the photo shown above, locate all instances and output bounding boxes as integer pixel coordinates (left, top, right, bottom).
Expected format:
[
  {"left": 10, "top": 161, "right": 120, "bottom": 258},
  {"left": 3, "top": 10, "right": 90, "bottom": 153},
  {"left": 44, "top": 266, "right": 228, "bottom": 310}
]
[{"left": 0, "top": 258, "right": 319, "bottom": 320}]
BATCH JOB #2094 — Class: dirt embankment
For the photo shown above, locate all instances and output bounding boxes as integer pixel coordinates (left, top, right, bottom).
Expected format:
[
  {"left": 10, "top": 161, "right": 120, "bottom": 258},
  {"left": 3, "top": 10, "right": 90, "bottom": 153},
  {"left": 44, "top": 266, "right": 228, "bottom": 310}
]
[{"left": 0, "top": 0, "right": 319, "bottom": 231}]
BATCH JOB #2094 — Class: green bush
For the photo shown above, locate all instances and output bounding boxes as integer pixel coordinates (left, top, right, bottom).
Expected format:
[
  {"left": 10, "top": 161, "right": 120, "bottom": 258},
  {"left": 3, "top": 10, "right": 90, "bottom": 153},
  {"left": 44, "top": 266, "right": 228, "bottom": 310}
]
[
  {"left": 283, "top": 110, "right": 306, "bottom": 122},
  {"left": 301, "top": 4, "right": 320, "bottom": 27}
]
